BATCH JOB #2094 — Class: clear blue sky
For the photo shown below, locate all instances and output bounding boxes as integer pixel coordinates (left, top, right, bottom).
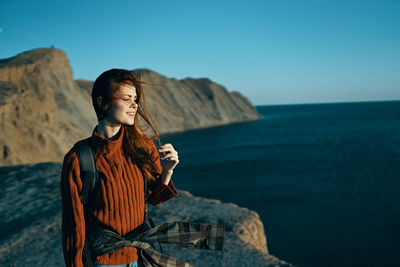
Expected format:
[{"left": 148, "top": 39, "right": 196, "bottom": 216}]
[{"left": 1, "top": 0, "right": 399, "bottom": 105}]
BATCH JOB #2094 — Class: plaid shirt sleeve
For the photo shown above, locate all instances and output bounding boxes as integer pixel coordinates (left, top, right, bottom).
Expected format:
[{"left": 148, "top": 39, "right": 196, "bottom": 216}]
[{"left": 88, "top": 221, "right": 225, "bottom": 267}]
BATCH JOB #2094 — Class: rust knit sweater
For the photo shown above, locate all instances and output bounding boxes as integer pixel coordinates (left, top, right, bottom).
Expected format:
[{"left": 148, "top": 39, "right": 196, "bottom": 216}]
[{"left": 60, "top": 125, "right": 178, "bottom": 267}]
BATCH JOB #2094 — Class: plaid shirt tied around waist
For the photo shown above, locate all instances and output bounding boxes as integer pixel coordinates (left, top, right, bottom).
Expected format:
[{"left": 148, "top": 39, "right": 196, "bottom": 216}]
[{"left": 87, "top": 221, "right": 225, "bottom": 267}]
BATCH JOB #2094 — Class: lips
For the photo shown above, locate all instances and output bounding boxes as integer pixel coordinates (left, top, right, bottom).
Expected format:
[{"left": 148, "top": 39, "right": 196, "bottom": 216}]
[{"left": 127, "top": 112, "right": 135, "bottom": 116}]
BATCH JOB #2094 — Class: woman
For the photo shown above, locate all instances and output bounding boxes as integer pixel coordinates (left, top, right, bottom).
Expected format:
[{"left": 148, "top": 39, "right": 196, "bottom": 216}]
[{"left": 60, "top": 69, "right": 179, "bottom": 267}]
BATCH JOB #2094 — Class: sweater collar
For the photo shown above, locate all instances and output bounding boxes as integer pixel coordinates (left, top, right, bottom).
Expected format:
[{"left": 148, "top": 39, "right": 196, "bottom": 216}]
[{"left": 90, "top": 125, "right": 125, "bottom": 155}]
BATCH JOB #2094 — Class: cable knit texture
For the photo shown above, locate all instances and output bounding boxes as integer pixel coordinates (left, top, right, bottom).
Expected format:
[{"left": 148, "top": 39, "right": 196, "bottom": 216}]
[{"left": 60, "top": 125, "right": 178, "bottom": 267}]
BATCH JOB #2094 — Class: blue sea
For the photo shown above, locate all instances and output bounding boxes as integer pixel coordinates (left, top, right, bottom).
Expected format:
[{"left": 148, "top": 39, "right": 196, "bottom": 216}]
[{"left": 159, "top": 100, "right": 400, "bottom": 267}]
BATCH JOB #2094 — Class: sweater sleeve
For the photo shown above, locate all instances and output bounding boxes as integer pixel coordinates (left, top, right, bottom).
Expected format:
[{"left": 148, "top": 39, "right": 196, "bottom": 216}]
[
  {"left": 60, "top": 150, "right": 87, "bottom": 267},
  {"left": 145, "top": 136, "right": 178, "bottom": 206}
]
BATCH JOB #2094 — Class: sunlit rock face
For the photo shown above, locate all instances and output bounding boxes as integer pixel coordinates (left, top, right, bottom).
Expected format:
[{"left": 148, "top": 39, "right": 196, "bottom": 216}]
[{"left": 0, "top": 48, "right": 262, "bottom": 166}]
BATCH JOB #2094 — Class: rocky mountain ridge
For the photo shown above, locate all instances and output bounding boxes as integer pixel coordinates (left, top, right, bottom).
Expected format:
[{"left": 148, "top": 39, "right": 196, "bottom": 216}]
[{"left": 0, "top": 48, "right": 262, "bottom": 166}]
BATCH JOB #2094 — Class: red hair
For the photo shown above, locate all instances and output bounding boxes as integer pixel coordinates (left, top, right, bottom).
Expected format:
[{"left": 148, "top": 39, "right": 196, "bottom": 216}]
[{"left": 91, "top": 68, "right": 162, "bottom": 184}]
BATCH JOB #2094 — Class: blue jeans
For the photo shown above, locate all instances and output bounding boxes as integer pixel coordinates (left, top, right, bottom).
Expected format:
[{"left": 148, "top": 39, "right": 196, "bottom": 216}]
[{"left": 94, "top": 259, "right": 141, "bottom": 267}]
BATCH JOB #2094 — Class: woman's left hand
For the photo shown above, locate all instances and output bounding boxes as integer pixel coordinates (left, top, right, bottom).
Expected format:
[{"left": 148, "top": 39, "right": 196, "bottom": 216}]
[{"left": 158, "top": 143, "right": 179, "bottom": 172}]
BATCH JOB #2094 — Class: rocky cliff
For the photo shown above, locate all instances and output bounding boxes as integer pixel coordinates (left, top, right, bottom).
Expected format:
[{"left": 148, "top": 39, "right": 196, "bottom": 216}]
[
  {"left": 0, "top": 48, "right": 97, "bottom": 166},
  {"left": 0, "top": 162, "right": 294, "bottom": 267},
  {"left": 0, "top": 48, "right": 262, "bottom": 166}
]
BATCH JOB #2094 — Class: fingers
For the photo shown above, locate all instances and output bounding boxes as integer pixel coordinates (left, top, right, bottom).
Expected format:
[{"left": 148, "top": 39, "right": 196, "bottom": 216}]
[
  {"left": 158, "top": 144, "right": 179, "bottom": 161},
  {"left": 160, "top": 151, "right": 177, "bottom": 159},
  {"left": 158, "top": 143, "right": 173, "bottom": 151},
  {"left": 160, "top": 150, "right": 178, "bottom": 160},
  {"left": 158, "top": 144, "right": 178, "bottom": 155},
  {"left": 161, "top": 154, "right": 179, "bottom": 162},
  {"left": 161, "top": 152, "right": 178, "bottom": 160}
]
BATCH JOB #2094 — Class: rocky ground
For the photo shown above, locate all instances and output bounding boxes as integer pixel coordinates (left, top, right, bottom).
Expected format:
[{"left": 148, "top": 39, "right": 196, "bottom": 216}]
[{"left": 0, "top": 162, "right": 296, "bottom": 266}]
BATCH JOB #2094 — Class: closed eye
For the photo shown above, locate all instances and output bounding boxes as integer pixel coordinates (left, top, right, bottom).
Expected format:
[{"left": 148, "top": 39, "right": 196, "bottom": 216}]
[{"left": 123, "top": 98, "right": 138, "bottom": 102}]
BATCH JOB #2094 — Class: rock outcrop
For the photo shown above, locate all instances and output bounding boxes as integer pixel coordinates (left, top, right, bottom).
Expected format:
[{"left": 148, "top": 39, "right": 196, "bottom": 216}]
[
  {"left": 0, "top": 48, "right": 262, "bottom": 166},
  {"left": 0, "top": 48, "right": 97, "bottom": 166},
  {"left": 131, "top": 69, "right": 262, "bottom": 133},
  {"left": 148, "top": 191, "right": 294, "bottom": 266},
  {"left": 0, "top": 162, "right": 294, "bottom": 267}
]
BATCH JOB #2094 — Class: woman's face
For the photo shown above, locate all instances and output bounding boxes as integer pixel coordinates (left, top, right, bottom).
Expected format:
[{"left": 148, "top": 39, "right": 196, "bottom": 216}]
[{"left": 104, "top": 83, "right": 138, "bottom": 126}]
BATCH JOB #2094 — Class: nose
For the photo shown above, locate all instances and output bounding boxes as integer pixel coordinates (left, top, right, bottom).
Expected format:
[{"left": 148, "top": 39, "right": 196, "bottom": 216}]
[
  {"left": 127, "top": 99, "right": 138, "bottom": 108},
  {"left": 131, "top": 101, "right": 138, "bottom": 108}
]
